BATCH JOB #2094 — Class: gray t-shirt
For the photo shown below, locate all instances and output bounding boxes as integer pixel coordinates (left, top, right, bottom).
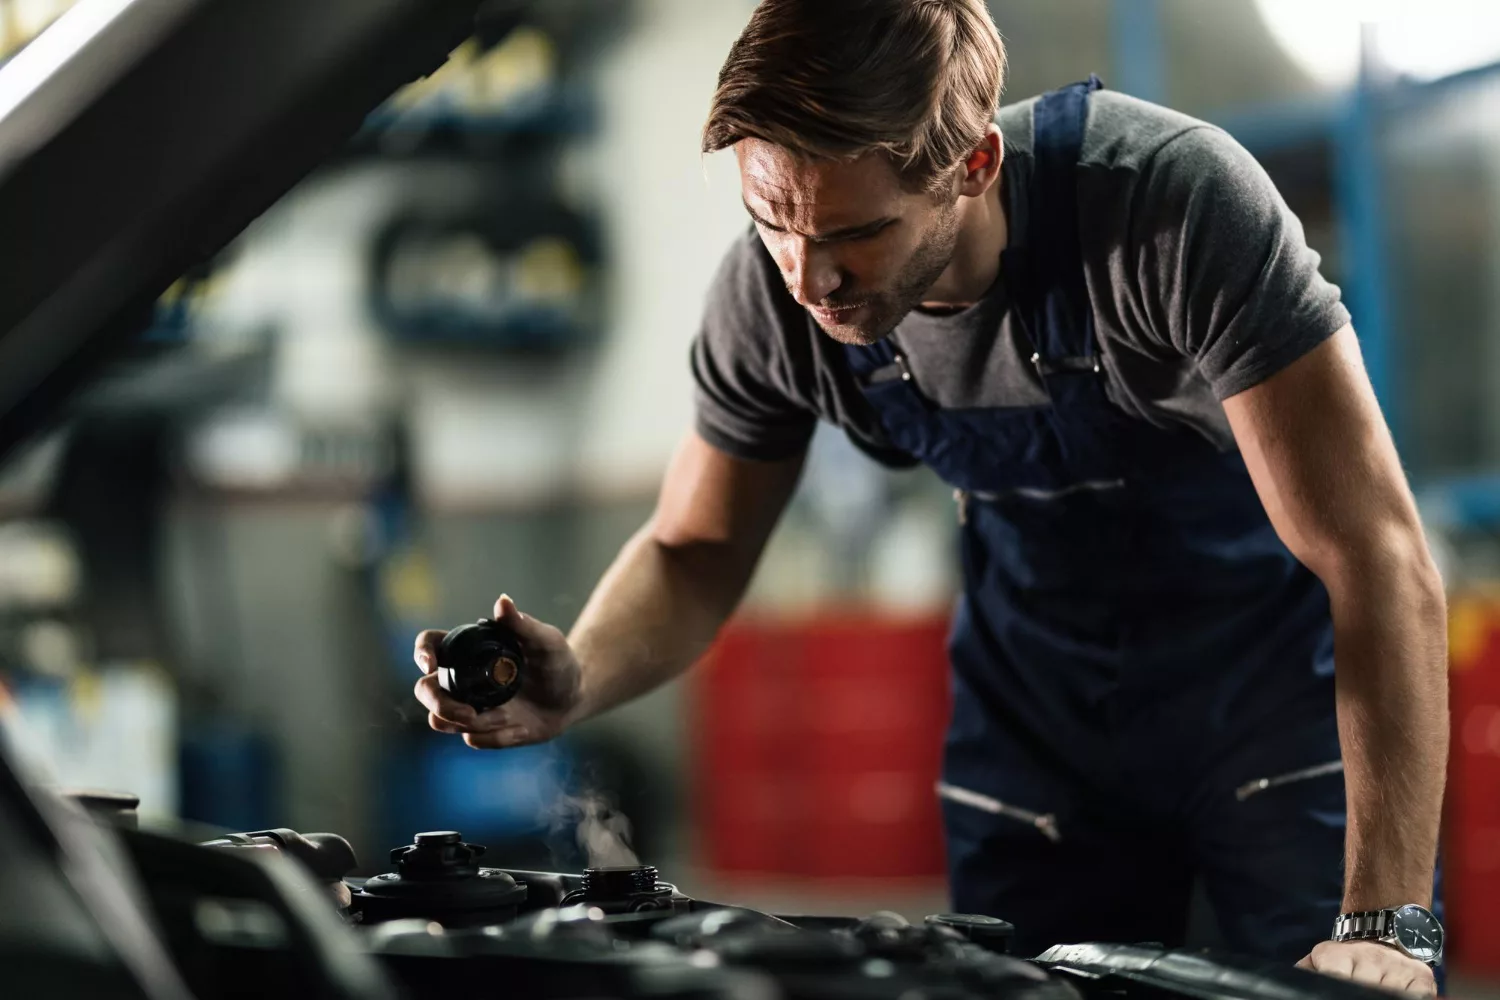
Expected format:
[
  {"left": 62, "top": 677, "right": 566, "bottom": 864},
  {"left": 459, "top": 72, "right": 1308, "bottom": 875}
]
[{"left": 690, "top": 90, "right": 1351, "bottom": 467}]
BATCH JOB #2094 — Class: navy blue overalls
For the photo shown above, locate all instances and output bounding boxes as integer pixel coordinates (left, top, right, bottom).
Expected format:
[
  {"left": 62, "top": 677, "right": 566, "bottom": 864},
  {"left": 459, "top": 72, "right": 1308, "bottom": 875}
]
[{"left": 843, "top": 78, "right": 1429, "bottom": 961}]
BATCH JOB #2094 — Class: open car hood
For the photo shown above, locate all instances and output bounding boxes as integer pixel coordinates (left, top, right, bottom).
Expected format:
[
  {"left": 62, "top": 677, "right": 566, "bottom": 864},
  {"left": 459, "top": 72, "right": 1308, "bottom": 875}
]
[{"left": 0, "top": 0, "right": 486, "bottom": 460}]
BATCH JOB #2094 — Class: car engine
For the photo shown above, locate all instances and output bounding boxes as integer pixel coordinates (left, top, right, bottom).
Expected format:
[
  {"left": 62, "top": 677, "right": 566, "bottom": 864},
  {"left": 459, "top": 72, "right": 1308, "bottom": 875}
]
[{"left": 0, "top": 753, "right": 1399, "bottom": 1000}]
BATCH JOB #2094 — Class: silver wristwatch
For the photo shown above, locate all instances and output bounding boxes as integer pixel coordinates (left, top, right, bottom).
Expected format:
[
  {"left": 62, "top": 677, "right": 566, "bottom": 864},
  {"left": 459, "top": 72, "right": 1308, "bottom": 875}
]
[{"left": 1332, "top": 904, "right": 1444, "bottom": 966}]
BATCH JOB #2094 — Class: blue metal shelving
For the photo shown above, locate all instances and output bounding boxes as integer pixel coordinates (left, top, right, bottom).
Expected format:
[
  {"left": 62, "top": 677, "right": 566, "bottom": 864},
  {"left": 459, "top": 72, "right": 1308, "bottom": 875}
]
[
  {"left": 1109, "top": 0, "right": 1500, "bottom": 529},
  {"left": 1109, "top": 0, "right": 1165, "bottom": 105}
]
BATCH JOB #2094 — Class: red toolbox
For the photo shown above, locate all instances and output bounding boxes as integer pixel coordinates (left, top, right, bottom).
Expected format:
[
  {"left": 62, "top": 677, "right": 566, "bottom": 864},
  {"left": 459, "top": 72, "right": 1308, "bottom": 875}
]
[
  {"left": 1445, "top": 595, "right": 1500, "bottom": 974},
  {"left": 691, "top": 611, "right": 952, "bottom": 880}
]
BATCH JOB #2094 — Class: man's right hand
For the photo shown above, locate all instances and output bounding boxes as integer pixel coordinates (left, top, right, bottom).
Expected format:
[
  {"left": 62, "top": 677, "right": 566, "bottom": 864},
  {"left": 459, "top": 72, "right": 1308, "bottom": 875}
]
[
  {"left": 413, "top": 595, "right": 584, "bottom": 749},
  {"left": 412, "top": 433, "right": 803, "bottom": 749}
]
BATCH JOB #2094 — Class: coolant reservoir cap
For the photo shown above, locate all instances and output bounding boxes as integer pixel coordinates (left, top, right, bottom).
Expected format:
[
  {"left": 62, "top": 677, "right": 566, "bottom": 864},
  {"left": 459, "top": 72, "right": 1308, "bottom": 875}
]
[
  {"left": 356, "top": 832, "right": 526, "bottom": 910},
  {"left": 415, "top": 830, "right": 462, "bottom": 847},
  {"left": 437, "top": 620, "right": 526, "bottom": 711}
]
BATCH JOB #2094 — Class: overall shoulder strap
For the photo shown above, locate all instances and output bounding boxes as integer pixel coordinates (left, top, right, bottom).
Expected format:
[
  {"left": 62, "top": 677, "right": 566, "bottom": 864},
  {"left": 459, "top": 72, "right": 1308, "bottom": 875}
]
[
  {"left": 1010, "top": 74, "right": 1103, "bottom": 372},
  {"left": 842, "top": 331, "right": 898, "bottom": 378}
]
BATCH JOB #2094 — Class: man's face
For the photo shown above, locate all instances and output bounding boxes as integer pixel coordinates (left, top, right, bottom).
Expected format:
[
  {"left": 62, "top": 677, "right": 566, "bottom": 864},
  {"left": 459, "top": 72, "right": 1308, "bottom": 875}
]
[{"left": 735, "top": 139, "right": 961, "bottom": 346}]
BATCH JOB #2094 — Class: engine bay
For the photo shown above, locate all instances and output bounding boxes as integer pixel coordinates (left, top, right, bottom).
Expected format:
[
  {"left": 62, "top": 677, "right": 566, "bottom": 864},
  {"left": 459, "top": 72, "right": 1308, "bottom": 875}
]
[{"left": 26, "top": 782, "right": 1390, "bottom": 1000}]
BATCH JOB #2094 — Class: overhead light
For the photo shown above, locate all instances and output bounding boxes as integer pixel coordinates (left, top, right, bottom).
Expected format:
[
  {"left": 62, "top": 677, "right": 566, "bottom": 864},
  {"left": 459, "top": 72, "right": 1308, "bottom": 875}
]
[{"left": 1255, "top": 0, "right": 1500, "bottom": 87}]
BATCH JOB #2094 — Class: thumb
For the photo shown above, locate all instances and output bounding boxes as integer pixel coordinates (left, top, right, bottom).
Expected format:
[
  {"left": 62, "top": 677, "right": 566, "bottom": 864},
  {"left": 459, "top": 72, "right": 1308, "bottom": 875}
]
[
  {"left": 493, "top": 593, "right": 522, "bottom": 622},
  {"left": 493, "top": 594, "right": 547, "bottom": 644}
]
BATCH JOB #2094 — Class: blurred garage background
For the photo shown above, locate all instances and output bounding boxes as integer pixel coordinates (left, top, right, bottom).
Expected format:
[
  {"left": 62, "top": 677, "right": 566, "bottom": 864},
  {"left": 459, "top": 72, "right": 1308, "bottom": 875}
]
[{"left": 2, "top": 0, "right": 1500, "bottom": 988}]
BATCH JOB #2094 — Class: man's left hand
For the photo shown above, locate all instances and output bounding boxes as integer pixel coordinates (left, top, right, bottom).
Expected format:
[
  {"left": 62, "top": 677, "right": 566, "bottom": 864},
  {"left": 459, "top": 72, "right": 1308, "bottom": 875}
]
[{"left": 1297, "top": 940, "right": 1437, "bottom": 997}]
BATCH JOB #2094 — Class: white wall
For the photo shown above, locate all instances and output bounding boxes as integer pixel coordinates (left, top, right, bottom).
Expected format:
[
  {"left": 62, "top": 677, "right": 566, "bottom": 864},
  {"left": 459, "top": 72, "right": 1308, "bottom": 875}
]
[
  {"left": 576, "top": 0, "right": 760, "bottom": 497},
  {"left": 199, "top": 0, "right": 760, "bottom": 507}
]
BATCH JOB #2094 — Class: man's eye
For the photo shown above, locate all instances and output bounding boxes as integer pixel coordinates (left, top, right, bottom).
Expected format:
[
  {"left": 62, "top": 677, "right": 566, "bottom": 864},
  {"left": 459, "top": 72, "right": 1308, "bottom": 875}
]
[{"left": 815, "top": 231, "right": 874, "bottom": 245}]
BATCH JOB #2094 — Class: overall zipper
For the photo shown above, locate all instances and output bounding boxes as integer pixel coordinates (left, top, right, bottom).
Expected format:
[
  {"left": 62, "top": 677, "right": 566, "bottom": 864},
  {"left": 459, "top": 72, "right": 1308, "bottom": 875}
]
[
  {"left": 1234, "top": 760, "right": 1344, "bottom": 802},
  {"left": 936, "top": 781, "right": 1062, "bottom": 843}
]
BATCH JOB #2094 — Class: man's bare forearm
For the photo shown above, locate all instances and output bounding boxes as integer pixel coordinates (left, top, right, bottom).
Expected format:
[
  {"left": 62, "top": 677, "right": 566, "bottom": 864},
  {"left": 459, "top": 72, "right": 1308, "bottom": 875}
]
[
  {"left": 564, "top": 522, "right": 757, "bottom": 724},
  {"left": 558, "top": 433, "right": 803, "bottom": 726},
  {"left": 1224, "top": 330, "right": 1449, "bottom": 919},
  {"left": 1325, "top": 535, "right": 1448, "bottom": 911}
]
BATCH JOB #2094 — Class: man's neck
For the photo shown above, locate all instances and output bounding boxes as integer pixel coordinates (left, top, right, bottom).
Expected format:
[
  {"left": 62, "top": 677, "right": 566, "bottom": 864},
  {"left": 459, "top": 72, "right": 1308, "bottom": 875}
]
[{"left": 920, "top": 178, "right": 1009, "bottom": 311}]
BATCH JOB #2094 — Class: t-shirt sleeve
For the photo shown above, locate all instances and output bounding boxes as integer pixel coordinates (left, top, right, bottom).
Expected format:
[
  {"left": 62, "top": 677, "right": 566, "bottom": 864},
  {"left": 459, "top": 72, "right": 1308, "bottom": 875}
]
[
  {"left": 1133, "top": 125, "right": 1351, "bottom": 399},
  {"left": 690, "top": 233, "right": 818, "bottom": 461}
]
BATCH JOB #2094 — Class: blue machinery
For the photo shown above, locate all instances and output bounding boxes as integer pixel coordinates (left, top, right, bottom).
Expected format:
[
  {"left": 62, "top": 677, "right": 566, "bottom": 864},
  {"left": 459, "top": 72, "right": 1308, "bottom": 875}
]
[{"left": 1108, "top": 0, "right": 1500, "bottom": 532}]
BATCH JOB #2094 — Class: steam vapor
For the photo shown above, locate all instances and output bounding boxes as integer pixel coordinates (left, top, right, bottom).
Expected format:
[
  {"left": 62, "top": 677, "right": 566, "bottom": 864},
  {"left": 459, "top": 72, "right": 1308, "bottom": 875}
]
[{"left": 546, "top": 789, "right": 639, "bottom": 869}]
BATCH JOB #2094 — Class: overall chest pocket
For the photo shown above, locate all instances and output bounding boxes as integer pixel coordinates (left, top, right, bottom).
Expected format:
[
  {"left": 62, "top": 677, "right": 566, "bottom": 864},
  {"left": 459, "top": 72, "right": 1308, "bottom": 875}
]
[
  {"left": 860, "top": 374, "right": 1123, "bottom": 496},
  {"left": 958, "top": 481, "right": 1138, "bottom": 601}
]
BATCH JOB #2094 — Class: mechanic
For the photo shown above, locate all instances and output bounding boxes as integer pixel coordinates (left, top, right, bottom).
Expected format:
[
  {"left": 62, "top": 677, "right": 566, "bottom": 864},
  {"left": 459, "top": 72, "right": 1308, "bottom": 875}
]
[{"left": 414, "top": 1, "right": 1448, "bottom": 993}]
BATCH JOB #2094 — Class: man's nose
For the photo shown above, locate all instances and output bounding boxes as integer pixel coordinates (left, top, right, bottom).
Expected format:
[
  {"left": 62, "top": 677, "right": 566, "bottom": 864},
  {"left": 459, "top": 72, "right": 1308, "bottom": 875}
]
[{"left": 785, "top": 241, "right": 842, "bottom": 307}]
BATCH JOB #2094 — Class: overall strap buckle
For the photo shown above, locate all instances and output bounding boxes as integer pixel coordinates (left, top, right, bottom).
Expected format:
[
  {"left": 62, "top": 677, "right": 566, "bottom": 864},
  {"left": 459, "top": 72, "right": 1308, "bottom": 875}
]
[
  {"left": 1029, "top": 352, "right": 1102, "bottom": 376},
  {"left": 862, "top": 352, "right": 914, "bottom": 386}
]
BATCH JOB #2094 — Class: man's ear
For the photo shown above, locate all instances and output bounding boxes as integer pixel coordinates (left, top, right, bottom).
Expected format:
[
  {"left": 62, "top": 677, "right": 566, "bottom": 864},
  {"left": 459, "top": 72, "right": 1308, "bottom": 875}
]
[{"left": 958, "top": 125, "right": 1003, "bottom": 198}]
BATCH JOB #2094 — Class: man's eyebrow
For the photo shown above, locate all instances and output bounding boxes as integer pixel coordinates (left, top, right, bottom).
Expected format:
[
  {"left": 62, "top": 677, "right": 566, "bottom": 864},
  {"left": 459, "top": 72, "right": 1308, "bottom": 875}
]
[{"left": 741, "top": 200, "right": 895, "bottom": 240}]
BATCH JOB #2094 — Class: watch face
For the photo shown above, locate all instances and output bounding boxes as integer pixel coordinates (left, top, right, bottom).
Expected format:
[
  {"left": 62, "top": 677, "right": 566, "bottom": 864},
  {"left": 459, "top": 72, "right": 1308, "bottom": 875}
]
[{"left": 1393, "top": 905, "right": 1444, "bottom": 964}]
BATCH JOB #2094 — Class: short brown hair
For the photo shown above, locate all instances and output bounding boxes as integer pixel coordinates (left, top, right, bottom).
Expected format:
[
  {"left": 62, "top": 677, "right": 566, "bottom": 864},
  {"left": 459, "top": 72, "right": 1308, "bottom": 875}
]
[{"left": 702, "top": 0, "right": 1006, "bottom": 192}]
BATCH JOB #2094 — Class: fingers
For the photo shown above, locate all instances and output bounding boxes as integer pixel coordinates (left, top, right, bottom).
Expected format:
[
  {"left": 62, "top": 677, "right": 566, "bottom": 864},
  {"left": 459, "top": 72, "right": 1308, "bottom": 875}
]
[
  {"left": 428, "top": 712, "right": 461, "bottom": 734},
  {"left": 463, "top": 727, "right": 533, "bottom": 750},
  {"left": 414, "top": 675, "right": 524, "bottom": 732},
  {"left": 1303, "top": 942, "right": 1435, "bottom": 998},
  {"left": 1312, "top": 944, "right": 1356, "bottom": 979},
  {"left": 1346, "top": 961, "right": 1386, "bottom": 991},
  {"left": 1400, "top": 967, "right": 1437, "bottom": 997},
  {"left": 1392, "top": 965, "right": 1440, "bottom": 995},
  {"left": 413, "top": 674, "right": 475, "bottom": 728},
  {"left": 1359, "top": 952, "right": 1435, "bottom": 997},
  {"left": 413, "top": 630, "right": 445, "bottom": 674},
  {"left": 429, "top": 710, "right": 533, "bottom": 749},
  {"left": 1342, "top": 954, "right": 1385, "bottom": 990}
]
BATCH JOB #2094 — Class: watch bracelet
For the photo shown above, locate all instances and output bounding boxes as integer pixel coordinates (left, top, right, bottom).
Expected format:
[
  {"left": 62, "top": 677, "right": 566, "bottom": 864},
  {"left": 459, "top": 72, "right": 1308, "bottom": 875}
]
[{"left": 1334, "top": 909, "right": 1391, "bottom": 941}]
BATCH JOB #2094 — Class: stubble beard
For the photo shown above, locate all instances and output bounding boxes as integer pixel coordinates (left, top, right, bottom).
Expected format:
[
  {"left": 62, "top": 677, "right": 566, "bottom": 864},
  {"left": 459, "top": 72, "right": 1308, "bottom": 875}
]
[{"left": 813, "top": 202, "right": 962, "bottom": 347}]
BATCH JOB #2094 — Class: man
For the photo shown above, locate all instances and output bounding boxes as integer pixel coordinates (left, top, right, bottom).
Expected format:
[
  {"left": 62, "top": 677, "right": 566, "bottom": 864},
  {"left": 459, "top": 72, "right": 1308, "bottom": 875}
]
[{"left": 414, "top": 1, "right": 1449, "bottom": 993}]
